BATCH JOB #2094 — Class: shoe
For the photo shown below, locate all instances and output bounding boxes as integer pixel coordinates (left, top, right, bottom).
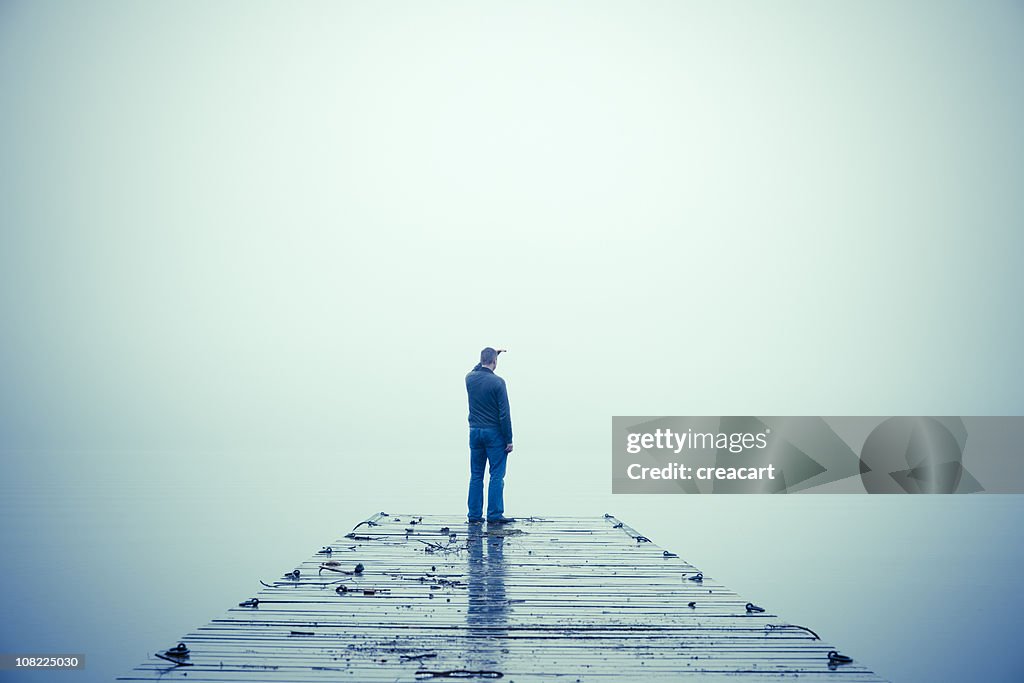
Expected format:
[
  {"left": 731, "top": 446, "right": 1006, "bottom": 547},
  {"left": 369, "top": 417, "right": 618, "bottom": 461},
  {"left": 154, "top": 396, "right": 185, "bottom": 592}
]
[
  {"left": 467, "top": 517, "right": 484, "bottom": 524},
  {"left": 487, "top": 516, "right": 515, "bottom": 524}
]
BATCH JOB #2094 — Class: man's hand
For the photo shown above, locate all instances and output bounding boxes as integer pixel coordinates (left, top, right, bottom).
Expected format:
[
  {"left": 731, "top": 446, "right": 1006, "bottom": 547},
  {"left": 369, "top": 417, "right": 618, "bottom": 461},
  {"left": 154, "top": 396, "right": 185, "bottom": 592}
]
[{"left": 505, "top": 443, "right": 514, "bottom": 454}]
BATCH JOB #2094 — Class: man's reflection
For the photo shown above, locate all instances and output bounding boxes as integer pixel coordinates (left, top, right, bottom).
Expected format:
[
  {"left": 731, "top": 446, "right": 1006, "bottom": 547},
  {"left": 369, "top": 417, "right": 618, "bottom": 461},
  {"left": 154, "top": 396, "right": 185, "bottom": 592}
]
[{"left": 466, "top": 526, "right": 508, "bottom": 669}]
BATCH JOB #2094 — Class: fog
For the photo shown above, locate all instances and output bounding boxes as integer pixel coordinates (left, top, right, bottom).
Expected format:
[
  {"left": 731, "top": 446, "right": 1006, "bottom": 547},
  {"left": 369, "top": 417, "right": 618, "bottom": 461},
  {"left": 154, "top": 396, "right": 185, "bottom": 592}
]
[{"left": 2, "top": 2, "right": 1023, "bottom": 681}]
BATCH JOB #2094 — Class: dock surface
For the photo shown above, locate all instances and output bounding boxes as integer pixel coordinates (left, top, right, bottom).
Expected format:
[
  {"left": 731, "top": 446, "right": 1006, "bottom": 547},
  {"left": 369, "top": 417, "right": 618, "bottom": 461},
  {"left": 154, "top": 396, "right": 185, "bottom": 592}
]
[{"left": 119, "top": 513, "right": 884, "bottom": 681}]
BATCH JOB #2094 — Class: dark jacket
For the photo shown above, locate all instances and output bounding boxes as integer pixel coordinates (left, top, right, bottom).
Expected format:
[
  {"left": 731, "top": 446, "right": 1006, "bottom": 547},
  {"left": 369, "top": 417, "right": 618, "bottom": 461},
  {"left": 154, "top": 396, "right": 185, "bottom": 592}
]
[{"left": 466, "top": 364, "right": 513, "bottom": 444}]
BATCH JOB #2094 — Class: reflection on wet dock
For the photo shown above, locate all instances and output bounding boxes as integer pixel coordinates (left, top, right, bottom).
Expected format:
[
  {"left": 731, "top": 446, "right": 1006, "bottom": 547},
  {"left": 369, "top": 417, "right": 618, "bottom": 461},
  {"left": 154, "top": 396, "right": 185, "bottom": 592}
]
[{"left": 118, "top": 513, "right": 885, "bottom": 681}]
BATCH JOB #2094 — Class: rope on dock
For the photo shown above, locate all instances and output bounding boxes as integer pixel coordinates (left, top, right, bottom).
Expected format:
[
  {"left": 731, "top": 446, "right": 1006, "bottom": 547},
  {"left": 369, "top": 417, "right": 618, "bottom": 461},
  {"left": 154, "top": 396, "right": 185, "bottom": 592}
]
[
  {"left": 764, "top": 623, "right": 821, "bottom": 640},
  {"left": 353, "top": 520, "right": 379, "bottom": 530}
]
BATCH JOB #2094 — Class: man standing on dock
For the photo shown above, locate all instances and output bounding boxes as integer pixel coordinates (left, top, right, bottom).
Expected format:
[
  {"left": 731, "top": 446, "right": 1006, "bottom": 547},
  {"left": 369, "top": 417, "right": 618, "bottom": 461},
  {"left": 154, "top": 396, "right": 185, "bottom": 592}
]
[{"left": 465, "top": 347, "right": 514, "bottom": 524}]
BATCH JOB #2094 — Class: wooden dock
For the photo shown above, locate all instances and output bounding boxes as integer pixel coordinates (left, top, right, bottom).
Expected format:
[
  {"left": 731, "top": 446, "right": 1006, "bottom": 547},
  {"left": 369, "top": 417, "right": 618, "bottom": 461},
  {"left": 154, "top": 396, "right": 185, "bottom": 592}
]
[{"left": 118, "top": 513, "right": 884, "bottom": 681}]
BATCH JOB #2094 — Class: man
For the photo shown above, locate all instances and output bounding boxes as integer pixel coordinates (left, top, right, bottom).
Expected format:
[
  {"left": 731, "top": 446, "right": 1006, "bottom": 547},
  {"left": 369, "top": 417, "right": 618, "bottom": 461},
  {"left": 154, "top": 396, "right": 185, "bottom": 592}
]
[{"left": 465, "top": 347, "right": 514, "bottom": 524}]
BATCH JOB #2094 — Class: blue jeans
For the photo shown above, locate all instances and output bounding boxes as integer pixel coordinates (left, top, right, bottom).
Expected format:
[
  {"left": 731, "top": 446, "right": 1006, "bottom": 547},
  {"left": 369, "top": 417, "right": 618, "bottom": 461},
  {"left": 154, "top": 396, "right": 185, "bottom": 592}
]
[{"left": 467, "top": 427, "right": 508, "bottom": 520}]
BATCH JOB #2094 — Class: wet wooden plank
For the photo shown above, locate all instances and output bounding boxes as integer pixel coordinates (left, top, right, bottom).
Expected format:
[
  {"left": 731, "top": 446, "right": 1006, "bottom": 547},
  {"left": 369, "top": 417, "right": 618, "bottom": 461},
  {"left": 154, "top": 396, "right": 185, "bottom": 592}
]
[{"left": 118, "top": 513, "right": 885, "bottom": 681}]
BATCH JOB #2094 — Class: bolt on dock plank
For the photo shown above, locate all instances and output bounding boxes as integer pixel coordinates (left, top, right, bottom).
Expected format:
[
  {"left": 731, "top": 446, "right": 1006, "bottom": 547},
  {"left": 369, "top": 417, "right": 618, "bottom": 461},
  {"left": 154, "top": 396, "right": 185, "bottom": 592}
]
[{"left": 119, "top": 513, "right": 884, "bottom": 681}]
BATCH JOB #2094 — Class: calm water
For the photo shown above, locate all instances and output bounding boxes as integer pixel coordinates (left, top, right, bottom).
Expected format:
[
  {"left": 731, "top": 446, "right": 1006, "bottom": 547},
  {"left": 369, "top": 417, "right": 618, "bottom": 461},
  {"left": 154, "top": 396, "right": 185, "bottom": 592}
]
[{"left": 1, "top": 451, "right": 1022, "bottom": 682}]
